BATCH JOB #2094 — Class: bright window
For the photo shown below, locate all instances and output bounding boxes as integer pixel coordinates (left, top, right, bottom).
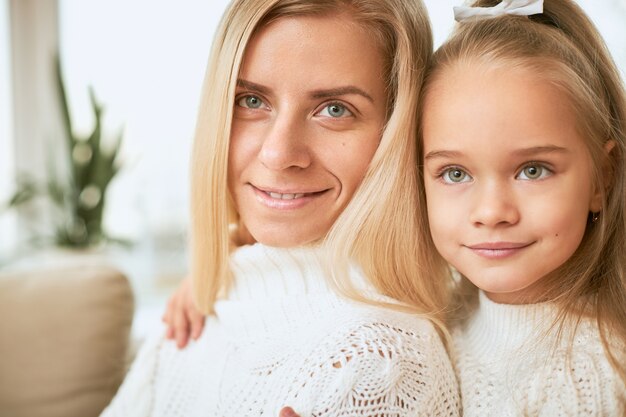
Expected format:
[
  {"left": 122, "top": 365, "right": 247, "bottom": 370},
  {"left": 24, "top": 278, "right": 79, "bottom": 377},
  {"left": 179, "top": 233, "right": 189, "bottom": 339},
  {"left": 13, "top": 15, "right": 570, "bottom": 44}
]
[
  {"left": 0, "top": 0, "right": 16, "bottom": 264},
  {"left": 58, "top": 1, "right": 230, "bottom": 243}
]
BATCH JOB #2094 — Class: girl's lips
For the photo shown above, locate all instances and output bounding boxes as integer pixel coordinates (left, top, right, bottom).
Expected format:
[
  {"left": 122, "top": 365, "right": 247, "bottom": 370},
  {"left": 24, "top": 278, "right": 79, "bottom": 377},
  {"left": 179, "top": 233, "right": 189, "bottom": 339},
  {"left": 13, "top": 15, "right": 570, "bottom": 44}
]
[
  {"left": 251, "top": 185, "right": 329, "bottom": 210},
  {"left": 465, "top": 242, "right": 534, "bottom": 259}
]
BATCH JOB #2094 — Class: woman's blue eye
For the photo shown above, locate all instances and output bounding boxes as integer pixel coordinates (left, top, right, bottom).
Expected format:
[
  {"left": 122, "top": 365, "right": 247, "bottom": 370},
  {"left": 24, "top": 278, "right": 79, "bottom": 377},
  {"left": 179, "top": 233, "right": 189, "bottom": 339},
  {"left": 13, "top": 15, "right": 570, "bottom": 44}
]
[
  {"left": 441, "top": 168, "right": 471, "bottom": 184},
  {"left": 517, "top": 164, "right": 551, "bottom": 180},
  {"left": 237, "top": 95, "right": 265, "bottom": 109},
  {"left": 318, "top": 103, "right": 352, "bottom": 118}
]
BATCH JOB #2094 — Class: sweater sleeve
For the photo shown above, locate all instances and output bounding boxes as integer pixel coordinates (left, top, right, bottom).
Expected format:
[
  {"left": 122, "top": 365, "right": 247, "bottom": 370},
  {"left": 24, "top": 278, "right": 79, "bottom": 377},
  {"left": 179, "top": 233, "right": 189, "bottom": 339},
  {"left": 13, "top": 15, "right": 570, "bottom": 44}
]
[
  {"left": 291, "top": 319, "right": 461, "bottom": 417},
  {"left": 99, "top": 332, "right": 163, "bottom": 417}
]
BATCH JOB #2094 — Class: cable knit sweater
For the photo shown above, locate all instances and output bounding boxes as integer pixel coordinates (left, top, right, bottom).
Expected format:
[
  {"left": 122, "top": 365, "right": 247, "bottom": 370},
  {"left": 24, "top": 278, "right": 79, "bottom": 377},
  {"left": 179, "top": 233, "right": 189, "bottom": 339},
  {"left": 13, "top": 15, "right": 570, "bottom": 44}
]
[
  {"left": 452, "top": 291, "right": 626, "bottom": 416},
  {"left": 101, "top": 244, "right": 460, "bottom": 417}
]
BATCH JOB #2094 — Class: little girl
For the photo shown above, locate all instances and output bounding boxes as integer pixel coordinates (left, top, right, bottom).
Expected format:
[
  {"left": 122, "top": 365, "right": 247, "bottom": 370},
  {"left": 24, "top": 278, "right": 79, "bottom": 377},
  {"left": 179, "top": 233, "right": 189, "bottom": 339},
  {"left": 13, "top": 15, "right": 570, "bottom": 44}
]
[{"left": 419, "top": 0, "right": 626, "bottom": 414}]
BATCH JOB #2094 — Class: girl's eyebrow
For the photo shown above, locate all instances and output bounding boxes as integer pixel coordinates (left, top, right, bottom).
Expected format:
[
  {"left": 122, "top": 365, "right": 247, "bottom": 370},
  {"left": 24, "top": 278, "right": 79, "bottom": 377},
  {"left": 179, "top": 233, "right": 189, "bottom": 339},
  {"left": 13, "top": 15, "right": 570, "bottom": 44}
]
[
  {"left": 512, "top": 145, "right": 569, "bottom": 157},
  {"left": 424, "top": 150, "right": 462, "bottom": 160},
  {"left": 424, "top": 145, "right": 569, "bottom": 161}
]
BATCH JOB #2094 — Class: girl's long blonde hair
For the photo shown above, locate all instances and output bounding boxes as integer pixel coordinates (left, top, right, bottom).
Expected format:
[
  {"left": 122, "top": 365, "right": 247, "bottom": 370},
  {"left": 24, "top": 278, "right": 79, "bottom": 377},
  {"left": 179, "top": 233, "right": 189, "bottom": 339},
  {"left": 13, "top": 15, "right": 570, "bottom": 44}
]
[
  {"left": 190, "top": 0, "right": 450, "bottom": 329},
  {"left": 418, "top": 0, "right": 626, "bottom": 382}
]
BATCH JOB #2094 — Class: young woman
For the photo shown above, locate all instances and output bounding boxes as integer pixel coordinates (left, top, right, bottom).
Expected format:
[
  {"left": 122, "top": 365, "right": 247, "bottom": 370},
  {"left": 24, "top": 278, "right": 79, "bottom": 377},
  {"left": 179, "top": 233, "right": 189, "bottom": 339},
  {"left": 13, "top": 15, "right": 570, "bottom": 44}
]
[
  {"left": 419, "top": 0, "right": 626, "bottom": 414},
  {"left": 102, "top": 0, "right": 460, "bottom": 416}
]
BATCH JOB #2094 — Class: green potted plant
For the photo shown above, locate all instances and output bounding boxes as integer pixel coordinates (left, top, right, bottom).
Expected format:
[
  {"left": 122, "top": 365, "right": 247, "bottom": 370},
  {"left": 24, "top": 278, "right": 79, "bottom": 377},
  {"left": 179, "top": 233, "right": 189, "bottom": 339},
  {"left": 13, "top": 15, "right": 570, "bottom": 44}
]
[{"left": 3, "top": 57, "right": 126, "bottom": 248}]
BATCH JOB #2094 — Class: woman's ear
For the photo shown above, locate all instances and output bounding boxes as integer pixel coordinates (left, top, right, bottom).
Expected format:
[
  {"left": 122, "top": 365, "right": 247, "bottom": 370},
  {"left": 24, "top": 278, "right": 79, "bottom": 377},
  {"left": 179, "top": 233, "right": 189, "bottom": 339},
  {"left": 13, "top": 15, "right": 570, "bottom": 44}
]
[{"left": 589, "top": 139, "right": 616, "bottom": 213}]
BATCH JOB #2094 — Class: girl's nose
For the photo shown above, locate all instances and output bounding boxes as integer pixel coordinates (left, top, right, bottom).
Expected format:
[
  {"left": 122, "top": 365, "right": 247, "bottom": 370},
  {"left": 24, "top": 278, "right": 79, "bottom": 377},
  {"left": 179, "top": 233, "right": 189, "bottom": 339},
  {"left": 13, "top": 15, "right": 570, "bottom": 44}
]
[
  {"left": 469, "top": 182, "right": 520, "bottom": 227},
  {"left": 258, "top": 112, "right": 312, "bottom": 171}
]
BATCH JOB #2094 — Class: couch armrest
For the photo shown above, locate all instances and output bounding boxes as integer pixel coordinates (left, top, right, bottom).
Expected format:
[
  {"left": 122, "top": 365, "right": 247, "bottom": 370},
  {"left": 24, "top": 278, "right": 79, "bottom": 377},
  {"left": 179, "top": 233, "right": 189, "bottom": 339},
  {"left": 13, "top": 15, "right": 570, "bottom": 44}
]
[{"left": 0, "top": 264, "right": 134, "bottom": 417}]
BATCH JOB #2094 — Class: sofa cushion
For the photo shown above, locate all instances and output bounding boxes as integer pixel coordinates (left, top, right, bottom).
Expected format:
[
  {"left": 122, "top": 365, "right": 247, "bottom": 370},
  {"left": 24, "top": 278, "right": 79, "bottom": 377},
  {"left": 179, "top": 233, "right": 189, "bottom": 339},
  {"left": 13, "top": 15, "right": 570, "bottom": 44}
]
[{"left": 0, "top": 264, "right": 134, "bottom": 417}]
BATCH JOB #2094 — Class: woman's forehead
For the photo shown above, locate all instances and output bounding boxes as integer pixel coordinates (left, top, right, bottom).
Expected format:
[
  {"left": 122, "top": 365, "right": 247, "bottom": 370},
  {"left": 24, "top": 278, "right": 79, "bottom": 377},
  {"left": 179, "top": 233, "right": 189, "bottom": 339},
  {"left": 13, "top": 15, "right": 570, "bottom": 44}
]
[{"left": 238, "top": 13, "right": 387, "bottom": 99}]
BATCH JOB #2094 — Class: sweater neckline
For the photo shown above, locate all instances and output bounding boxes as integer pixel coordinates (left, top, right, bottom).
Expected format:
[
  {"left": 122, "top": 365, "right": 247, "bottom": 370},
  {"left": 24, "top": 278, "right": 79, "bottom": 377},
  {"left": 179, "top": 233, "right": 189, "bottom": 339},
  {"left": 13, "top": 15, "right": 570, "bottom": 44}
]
[
  {"left": 227, "top": 243, "right": 336, "bottom": 301},
  {"left": 461, "top": 291, "right": 560, "bottom": 357},
  {"left": 212, "top": 243, "right": 354, "bottom": 338}
]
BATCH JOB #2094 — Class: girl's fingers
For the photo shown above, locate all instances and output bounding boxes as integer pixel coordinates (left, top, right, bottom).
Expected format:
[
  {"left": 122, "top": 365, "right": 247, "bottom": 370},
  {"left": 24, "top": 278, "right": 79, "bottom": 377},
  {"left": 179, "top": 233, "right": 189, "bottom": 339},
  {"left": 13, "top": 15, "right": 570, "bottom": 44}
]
[
  {"left": 162, "top": 276, "right": 201, "bottom": 346},
  {"left": 189, "top": 313, "right": 206, "bottom": 340},
  {"left": 278, "top": 407, "right": 300, "bottom": 417},
  {"left": 174, "top": 302, "right": 191, "bottom": 348}
]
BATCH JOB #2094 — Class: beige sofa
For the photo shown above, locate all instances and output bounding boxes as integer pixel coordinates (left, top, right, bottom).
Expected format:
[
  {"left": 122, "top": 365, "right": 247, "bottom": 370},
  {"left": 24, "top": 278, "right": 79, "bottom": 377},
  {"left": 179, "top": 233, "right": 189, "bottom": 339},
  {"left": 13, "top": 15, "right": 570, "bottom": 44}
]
[{"left": 0, "top": 264, "right": 134, "bottom": 417}]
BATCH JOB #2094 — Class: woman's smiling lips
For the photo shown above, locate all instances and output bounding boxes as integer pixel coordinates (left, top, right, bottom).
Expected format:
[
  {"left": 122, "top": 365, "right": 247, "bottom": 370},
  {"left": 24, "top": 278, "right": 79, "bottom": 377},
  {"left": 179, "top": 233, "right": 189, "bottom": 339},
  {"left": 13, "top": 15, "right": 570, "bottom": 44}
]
[
  {"left": 250, "top": 184, "right": 330, "bottom": 210},
  {"left": 465, "top": 241, "right": 535, "bottom": 259}
]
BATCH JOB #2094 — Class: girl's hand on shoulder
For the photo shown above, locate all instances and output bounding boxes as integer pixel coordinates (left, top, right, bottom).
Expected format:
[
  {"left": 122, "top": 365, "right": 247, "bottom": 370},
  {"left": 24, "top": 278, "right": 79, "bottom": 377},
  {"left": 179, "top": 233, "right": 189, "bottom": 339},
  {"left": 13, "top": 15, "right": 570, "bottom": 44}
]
[{"left": 162, "top": 276, "right": 206, "bottom": 348}]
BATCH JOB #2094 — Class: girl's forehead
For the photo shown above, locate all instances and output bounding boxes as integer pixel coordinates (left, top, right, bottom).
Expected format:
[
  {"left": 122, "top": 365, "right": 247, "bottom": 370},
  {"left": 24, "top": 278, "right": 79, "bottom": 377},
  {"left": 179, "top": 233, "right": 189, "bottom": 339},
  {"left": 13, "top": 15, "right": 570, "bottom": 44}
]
[
  {"left": 425, "top": 58, "right": 581, "bottom": 120},
  {"left": 421, "top": 61, "right": 591, "bottom": 158}
]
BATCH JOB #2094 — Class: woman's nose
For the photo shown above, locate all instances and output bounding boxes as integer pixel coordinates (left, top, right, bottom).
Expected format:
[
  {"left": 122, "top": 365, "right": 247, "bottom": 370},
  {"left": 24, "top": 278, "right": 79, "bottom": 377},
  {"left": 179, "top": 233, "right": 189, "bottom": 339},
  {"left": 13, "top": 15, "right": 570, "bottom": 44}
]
[{"left": 258, "top": 112, "right": 312, "bottom": 171}]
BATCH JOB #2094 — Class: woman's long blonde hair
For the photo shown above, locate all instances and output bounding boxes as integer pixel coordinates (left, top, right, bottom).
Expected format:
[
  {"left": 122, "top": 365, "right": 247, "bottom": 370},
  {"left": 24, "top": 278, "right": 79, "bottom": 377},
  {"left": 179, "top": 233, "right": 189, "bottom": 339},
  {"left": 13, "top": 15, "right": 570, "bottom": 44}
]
[
  {"left": 190, "top": 0, "right": 450, "bottom": 328},
  {"left": 418, "top": 0, "right": 626, "bottom": 382}
]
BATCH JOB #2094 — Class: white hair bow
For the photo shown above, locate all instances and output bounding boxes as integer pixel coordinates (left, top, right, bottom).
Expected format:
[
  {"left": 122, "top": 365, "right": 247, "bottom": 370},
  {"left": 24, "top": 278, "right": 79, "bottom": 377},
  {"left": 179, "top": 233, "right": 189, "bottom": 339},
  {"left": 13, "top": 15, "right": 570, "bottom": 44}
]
[{"left": 454, "top": 0, "right": 544, "bottom": 22}]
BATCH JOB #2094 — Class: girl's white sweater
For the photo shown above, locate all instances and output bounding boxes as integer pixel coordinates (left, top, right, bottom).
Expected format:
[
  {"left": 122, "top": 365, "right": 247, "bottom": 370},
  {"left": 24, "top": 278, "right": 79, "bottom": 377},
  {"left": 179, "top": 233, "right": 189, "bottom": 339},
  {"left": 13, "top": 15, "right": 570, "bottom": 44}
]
[
  {"left": 452, "top": 291, "right": 626, "bottom": 416},
  {"left": 101, "top": 244, "right": 460, "bottom": 417}
]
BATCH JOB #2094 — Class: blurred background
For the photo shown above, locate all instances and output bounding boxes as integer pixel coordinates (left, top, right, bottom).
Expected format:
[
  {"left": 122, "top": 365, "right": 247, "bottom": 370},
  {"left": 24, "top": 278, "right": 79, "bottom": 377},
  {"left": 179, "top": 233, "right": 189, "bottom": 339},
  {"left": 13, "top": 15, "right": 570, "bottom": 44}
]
[{"left": 1, "top": 0, "right": 625, "bottom": 337}]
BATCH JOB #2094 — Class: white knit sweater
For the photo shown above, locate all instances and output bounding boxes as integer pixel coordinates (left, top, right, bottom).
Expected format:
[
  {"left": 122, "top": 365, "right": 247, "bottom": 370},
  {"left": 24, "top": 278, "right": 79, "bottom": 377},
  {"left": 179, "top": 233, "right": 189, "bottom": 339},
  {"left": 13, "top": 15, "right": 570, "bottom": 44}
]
[
  {"left": 452, "top": 291, "right": 626, "bottom": 416},
  {"left": 101, "top": 244, "right": 460, "bottom": 417}
]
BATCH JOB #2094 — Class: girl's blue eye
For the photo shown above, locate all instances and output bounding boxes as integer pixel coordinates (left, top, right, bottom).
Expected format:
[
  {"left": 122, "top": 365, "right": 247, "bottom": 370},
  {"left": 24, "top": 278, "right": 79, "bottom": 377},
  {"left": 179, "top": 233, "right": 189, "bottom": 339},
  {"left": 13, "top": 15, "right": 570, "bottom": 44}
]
[
  {"left": 318, "top": 103, "right": 353, "bottom": 118},
  {"left": 442, "top": 168, "right": 471, "bottom": 184},
  {"left": 237, "top": 95, "right": 265, "bottom": 109},
  {"left": 517, "top": 164, "right": 551, "bottom": 180}
]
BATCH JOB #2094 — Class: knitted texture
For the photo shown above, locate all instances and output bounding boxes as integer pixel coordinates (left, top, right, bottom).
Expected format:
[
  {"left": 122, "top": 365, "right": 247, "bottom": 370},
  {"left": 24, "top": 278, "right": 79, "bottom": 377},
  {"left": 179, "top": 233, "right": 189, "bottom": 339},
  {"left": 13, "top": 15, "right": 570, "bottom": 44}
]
[
  {"left": 452, "top": 291, "right": 626, "bottom": 416},
  {"left": 101, "top": 244, "right": 460, "bottom": 417}
]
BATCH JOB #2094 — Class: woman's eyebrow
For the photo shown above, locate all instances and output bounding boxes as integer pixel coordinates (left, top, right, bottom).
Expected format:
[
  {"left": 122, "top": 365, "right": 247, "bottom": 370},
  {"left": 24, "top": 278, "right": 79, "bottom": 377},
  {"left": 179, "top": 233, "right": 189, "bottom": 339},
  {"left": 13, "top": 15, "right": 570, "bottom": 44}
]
[
  {"left": 237, "top": 80, "right": 374, "bottom": 103},
  {"left": 310, "top": 86, "right": 374, "bottom": 102},
  {"left": 237, "top": 79, "right": 270, "bottom": 95}
]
